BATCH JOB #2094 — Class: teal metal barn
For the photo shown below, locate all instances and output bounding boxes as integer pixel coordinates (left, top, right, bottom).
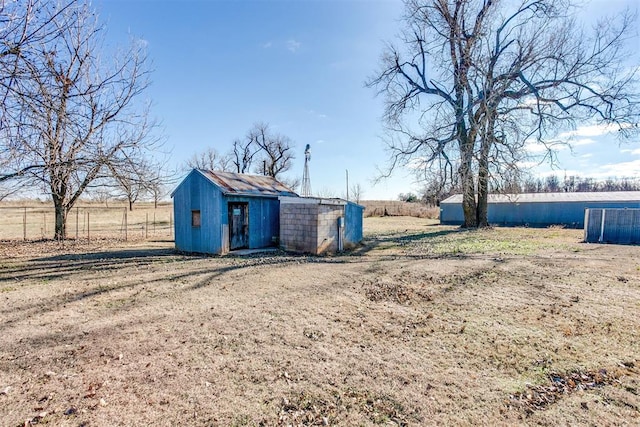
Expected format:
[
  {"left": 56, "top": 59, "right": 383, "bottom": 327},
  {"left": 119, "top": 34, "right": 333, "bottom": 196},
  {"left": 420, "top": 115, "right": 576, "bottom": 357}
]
[{"left": 440, "top": 192, "right": 640, "bottom": 228}]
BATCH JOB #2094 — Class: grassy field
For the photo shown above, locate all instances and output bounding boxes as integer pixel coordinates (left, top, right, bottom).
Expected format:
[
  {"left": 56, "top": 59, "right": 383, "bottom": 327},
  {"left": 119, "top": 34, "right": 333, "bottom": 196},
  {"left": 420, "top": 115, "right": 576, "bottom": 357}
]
[
  {"left": 0, "top": 217, "right": 638, "bottom": 426},
  {"left": 0, "top": 202, "right": 174, "bottom": 241}
]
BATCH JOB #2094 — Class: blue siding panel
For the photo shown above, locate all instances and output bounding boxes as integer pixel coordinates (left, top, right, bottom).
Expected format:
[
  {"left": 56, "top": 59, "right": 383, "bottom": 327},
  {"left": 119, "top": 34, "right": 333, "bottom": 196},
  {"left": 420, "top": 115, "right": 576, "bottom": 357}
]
[
  {"left": 173, "top": 170, "right": 224, "bottom": 254},
  {"left": 585, "top": 208, "right": 640, "bottom": 244},
  {"left": 345, "top": 202, "right": 364, "bottom": 244},
  {"left": 440, "top": 203, "right": 465, "bottom": 225},
  {"left": 173, "top": 179, "right": 191, "bottom": 252},
  {"left": 226, "top": 196, "right": 280, "bottom": 249}
]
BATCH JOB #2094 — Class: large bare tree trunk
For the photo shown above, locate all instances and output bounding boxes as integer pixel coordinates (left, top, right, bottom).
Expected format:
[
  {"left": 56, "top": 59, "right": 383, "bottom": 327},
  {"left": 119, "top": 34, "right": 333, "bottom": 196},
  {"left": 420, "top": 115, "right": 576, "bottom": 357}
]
[
  {"left": 476, "top": 156, "right": 490, "bottom": 228},
  {"left": 476, "top": 111, "right": 494, "bottom": 228},
  {"left": 459, "top": 139, "right": 477, "bottom": 228},
  {"left": 53, "top": 197, "right": 67, "bottom": 240}
]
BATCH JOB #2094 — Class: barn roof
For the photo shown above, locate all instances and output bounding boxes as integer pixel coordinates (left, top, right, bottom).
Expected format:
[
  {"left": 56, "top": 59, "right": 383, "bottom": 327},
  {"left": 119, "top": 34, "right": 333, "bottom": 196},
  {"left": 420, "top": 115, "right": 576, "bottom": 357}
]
[
  {"left": 199, "top": 170, "right": 298, "bottom": 198},
  {"left": 441, "top": 191, "right": 640, "bottom": 204}
]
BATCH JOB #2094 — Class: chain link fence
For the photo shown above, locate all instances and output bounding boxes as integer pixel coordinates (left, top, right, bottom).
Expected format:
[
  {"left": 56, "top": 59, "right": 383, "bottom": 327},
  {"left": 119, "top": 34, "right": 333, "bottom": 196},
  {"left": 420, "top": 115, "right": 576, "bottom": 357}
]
[{"left": 0, "top": 204, "right": 173, "bottom": 241}]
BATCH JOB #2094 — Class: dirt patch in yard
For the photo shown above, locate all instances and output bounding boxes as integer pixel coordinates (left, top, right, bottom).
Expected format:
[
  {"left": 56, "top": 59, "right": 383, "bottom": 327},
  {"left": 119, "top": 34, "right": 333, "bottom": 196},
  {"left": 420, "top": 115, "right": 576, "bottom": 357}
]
[{"left": 0, "top": 217, "right": 639, "bottom": 426}]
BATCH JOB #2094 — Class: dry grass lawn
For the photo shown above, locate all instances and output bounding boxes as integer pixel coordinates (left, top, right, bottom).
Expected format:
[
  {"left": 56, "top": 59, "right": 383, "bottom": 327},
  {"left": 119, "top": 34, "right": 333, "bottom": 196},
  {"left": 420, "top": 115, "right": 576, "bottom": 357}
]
[{"left": 0, "top": 217, "right": 639, "bottom": 426}]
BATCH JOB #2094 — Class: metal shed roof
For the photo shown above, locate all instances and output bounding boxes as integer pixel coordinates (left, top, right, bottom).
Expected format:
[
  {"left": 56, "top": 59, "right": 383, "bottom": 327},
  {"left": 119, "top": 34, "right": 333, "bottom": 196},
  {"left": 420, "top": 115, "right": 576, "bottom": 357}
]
[
  {"left": 441, "top": 191, "right": 640, "bottom": 204},
  {"left": 199, "top": 170, "right": 298, "bottom": 198}
]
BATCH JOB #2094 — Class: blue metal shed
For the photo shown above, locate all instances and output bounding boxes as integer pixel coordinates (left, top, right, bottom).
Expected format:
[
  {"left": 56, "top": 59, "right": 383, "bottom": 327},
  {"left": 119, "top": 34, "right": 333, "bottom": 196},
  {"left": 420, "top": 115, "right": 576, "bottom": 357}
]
[
  {"left": 440, "top": 192, "right": 640, "bottom": 228},
  {"left": 171, "top": 169, "right": 298, "bottom": 254}
]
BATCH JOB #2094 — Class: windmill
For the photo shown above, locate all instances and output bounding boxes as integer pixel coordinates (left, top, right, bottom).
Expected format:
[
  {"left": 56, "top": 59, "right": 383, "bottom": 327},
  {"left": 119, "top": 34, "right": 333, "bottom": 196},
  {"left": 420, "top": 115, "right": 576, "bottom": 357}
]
[{"left": 301, "top": 144, "right": 311, "bottom": 197}]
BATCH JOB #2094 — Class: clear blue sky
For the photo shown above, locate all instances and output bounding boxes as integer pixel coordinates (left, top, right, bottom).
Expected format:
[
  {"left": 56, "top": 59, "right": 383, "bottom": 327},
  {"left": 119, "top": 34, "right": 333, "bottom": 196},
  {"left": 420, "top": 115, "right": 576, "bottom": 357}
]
[{"left": 96, "top": 0, "right": 639, "bottom": 200}]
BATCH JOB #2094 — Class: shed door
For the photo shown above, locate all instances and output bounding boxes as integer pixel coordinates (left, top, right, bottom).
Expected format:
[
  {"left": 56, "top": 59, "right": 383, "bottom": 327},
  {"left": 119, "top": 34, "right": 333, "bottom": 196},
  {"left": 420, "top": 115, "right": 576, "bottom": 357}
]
[{"left": 228, "top": 203, "right": 249, "bottom": 250}]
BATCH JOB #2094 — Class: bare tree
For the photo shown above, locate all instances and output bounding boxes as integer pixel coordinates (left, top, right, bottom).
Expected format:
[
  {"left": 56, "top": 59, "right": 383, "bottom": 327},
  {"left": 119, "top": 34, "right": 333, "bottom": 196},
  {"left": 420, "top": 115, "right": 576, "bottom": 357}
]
[
  {"left": 109, "top": 154, "right": 175, "bottom": 210},
  {"left": 186, "top": 147, "right": 233, "bottom": 171},
  {"left": 279, "top": 176, "right": 301, "bottom": 193},
  {"left": 315, "top": 187, "right": 338, "bottom": 198},
  {"left": 0, "top": 1, "right": 77, "bottom": 131},
  {"left": 350, "top": 183, "right": 364, "bottom": 204},
  {"left": 188, "top": 123, "right": 296, "bottom": 180},
  {"left": 147, "top": 178, "right": 165, "bottom": 209},
  {"left": 0, "top": 0, "right": 78, "bottom": 182},
  {"left": 107, "top": 159, "right": 150, "bottom": 211},
  {"left": 249, "top": 123, "right": 295, "bottom": 178},
  {"left": 146, "top": 166, "right": 173, "bottom": 209},
  {"left": 228, "top": 123, "right": 295, "bottom": 178},
  {"left": 231, "top": 136, "right": 259, "bottom": 174},
  {"left": 0, "top": 1, "right": 157, "bottom": 239},
  {"left": 90, "top": 186, "right": 116, "bottom": 207},
  {"left": 368, "top": 0, "right": 639, "bottom": 227}
]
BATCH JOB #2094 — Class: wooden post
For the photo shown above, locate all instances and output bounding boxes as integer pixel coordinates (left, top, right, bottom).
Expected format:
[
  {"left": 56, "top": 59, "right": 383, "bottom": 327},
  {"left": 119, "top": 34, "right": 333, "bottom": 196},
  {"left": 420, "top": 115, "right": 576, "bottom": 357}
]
[
  {"left": 169, "top": 212, "right": 173, "bottom": 238},
  {"left": 76, "top": 207, "right": 79, "bottom": 240},
  {"left": 87, "top": 211, "right": 90, "bottom": 241},
  {"left": 124, "top": 207, "right": 128, "bottom": 241},
  {"left": 153, "top": 211, "right": 156, "bottom": 236},
  {"left": 23, "top": 207, "right": 26, "bottom": 241},
  {"left": 145, "top": 212, "right": 148, "bottom": 239},
  {"left": 43, "top": 212, "right": 47, "bottom": 236}
]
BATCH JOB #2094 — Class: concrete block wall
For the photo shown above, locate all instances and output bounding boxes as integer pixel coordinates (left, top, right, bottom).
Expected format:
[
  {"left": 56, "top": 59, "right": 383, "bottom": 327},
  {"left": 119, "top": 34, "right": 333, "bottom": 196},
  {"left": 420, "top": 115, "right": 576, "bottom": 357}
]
[
  {"left": 280, "top": 202, "right": 344, "bottom": 254},
  {"left": 316, "top": 205, "right": 342, "bottom": 254},
  {"left": 279, "top": 203, "right": 319, "bottom": 254}
]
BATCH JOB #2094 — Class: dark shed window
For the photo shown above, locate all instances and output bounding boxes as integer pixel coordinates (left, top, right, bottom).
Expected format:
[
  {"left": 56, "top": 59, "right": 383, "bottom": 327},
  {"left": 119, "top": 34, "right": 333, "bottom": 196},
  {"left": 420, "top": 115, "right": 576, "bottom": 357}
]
[{"left": 191, "top": 210, "right": 201, "bottom": 227}]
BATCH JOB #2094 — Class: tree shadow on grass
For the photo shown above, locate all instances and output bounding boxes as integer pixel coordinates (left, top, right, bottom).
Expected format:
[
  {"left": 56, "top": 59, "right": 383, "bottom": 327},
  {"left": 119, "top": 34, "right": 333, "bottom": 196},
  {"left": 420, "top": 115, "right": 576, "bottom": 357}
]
[
  {"left": 0, "top": 227, "right": 469, "bottom": 332},
  {"left": 0, "top": 248, "right": 179, "bottom": 284},
  {"left": 37, "top": 248, "right": 177, "bottom": 262},
  {"left": 351, "top": 228, "right": 464, "bottom": 257},
  {"left": 0, "top": 246, "right": 355, "bottom": 330}
]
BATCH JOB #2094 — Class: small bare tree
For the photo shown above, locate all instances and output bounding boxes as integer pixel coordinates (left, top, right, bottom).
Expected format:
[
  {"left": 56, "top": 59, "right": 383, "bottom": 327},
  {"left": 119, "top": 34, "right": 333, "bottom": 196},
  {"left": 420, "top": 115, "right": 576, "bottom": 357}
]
[
  {"left": 189, "top": 123, "right": 297, "bottom": 180},
  {"left": 108, "top": 160, "right": 149, "bottom": 211},
  {"left": 231, "top": 136, "right": 260, "bottom": 174},
  {"left": 186, "top": 147, "right": 233, "bottom": 171},
  {"left": 249, "top": 123, "right": 295, "bottom": 178},
  {"left": 350, "top": 183, "right": 364, "bottom": 204}
]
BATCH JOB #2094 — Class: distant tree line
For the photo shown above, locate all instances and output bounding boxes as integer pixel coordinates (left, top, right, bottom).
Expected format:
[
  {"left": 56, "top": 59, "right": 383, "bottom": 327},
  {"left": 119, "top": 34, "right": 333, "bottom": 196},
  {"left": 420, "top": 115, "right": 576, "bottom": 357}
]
[
  {"left": 516, "top": 175, "right": 640, "bottom": 194},
  {"left": 402, "top": 175, "right": 640, "bottom": 206}
]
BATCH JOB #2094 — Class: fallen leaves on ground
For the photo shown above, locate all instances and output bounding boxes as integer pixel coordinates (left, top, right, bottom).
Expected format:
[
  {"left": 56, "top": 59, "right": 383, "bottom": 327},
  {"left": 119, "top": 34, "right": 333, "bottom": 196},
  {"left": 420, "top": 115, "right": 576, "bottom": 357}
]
[{"left": 509, "top": 367, "right": 625, "bottom": 414}]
